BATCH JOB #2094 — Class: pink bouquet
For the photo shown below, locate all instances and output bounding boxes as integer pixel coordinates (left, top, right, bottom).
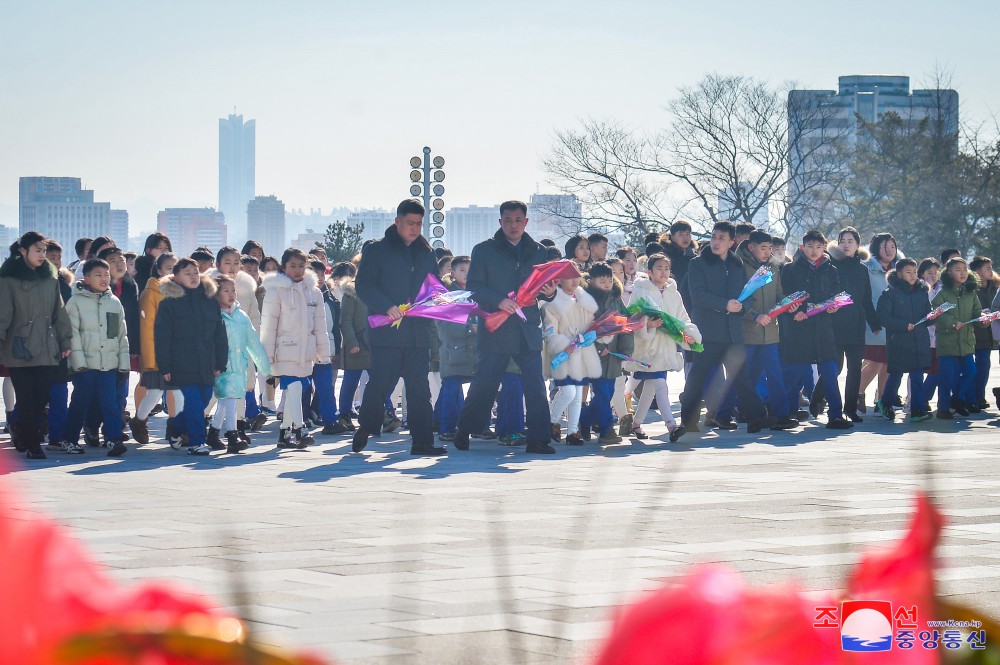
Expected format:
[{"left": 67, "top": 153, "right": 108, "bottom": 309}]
[{"left": 805, "top": 292, "right": 853, "bottom": 318}]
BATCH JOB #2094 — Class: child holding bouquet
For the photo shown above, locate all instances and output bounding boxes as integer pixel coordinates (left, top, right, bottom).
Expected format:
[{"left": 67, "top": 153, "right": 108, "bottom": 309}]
[
  {"left": 577, "top": 262, "right": 634, "bottom": 444},
  {"left": 875, "top": 259, "right": 932, "bottom": 422},
  {"left": 542, "top": 274, "right": 602, "bottom": 445},
  {"left": 626, "top": 254, "right": 701, "bottom": 442},
  {"left": 931, "top": 257, "right": 982, "bottom": 418}
]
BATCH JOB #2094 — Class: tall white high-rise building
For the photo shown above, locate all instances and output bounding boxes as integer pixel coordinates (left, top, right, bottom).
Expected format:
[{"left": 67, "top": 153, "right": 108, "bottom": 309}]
[
  {"left": 443, "top": 204, "right": 501, "bottom": 256},
  {"left": 19, "top": 177, "right": 111, "bottom": 252},
  {"left": 346, "top": 209, "right": 395, "bottom": 244},
  {"left": 786, "top": 75, "right": 958, "bottom": 239},
  {"left": 111, "top": 209, "right": 129, "bottom": 243},
  {"left": 219, "top": 113, "right": 255, "bottom": 245},
  {"left": 247, "top": 195, "right": 285, "bottom": 254},
  {"left": 157, "top": 208, "right": 227, "bottom": 256}
]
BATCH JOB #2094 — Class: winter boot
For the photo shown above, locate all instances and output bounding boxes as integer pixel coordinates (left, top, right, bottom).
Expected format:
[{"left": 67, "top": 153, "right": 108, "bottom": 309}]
[
  {"left": 294, "top": 427, "right": 315, "bottom": 447},
  {"left": 206, "top": 426, "right": 225, "bottom": 451},
  {"left": 129, "top": 417, "right": 149, "bottom": 445},
  {"left": 225, "top": 430, "right": 243, "bottom": 454}
]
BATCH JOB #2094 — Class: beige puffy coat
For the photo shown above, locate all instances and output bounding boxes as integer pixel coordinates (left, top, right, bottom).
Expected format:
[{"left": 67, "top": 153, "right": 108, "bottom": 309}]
[
  {"left": 260, "top": 270, "right": 331, "bottom": 378},
  {"left": 541, "top": 286, "right": 602, "bottom": 382},
  {"left": 66, "top": 283, "right": 130, "bottom": 373},
  {"left": 627, "top": 276, "right": 701, "bottom": 373}
]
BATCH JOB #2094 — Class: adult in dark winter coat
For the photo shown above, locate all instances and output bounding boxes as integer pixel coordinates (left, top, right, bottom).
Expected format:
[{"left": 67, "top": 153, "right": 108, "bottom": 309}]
[
  {"left": 876, "top": 260, "right": 933, "bottom": 420},
  {"left": 453, "top": 200, "right": 559, "bottom": 454},
  {"left": 0, "top": 232, "right": 72, "bottom": 459},
  {"left": 812, "top": 228, "right": 880, "bottom": 420},
  {"left": 780, "top": 230, "right": 851, "bottom": 429},
  {"left": 98, "top": 246, "right": 140, "bottom": 433},
  {"left": 352, "top": 199, "right": 443, "bottom": 456},
  {"left": 678, "top": 221, "right": 768, "bottom": 432}
]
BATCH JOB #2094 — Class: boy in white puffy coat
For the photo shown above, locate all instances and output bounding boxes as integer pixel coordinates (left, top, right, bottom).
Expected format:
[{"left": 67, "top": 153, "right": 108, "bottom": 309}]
[
  {"left": 260, "top": 249, "right": 331, "bottom": 448},
  {"left": 542, "top": 276, "right": 602, "bottom": 445},
  {"left": 626, "top": 253, "right": 702, "bottom": 442}
]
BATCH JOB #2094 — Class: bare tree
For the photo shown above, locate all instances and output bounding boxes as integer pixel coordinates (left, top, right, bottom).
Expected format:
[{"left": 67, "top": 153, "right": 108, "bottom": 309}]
[
  {"left": 646, "top": 74, "right": 849, "bottom": 238},
  {"left": 542, "top": 119, "right": 671, "bottom": 245}
]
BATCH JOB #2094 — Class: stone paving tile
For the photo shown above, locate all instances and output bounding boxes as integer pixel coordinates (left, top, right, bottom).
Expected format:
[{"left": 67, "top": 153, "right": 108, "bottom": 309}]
[{"left": 6, "top": 372, "right": 1000, "bottom": 663}]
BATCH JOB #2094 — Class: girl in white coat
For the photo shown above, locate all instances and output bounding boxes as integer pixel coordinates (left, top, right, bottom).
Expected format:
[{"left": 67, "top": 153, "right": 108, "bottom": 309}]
[
  {"left": 260, "top": 248, "right": 331, "bottom": 448},
  {"left": 626, "top": 254, "right": 702, "bottom": 442},
  {"left": 542, "top": 276, "right": 602, "bottom": 445}
]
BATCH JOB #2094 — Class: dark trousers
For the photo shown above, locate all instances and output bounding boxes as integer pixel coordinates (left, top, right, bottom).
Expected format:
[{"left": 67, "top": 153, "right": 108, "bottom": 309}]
[
  {"left": 938, "top": 354, "right": 975, "bottom": 411},
  {"left": 974, "top": 348, "right": 992, "bottom": 404},
  {"left": 178, "top": 384, "right": 212, "bottom": 446},
  {"left": 495, "top": 372, "right": 525, "bottom": 436},
  {"left": 66, "top": 370, "right": 123, "bottom": 444},
  {"left": 438, "top": 375, "right": 469, "bottom": 435},
  {"left": 813, "top": 344, "right": 863, "bottom": 415},
  {"left": 359, "top": 346, "right": 433, "bottom": 446},
  {"left": 680, "top": 342, "right": 764, "bottom": 426},
  {"left": 579, "top": 377, "right": 615, "bottom": 435},
  {"left": 9, "top": 366, "right": 58, "bottom": 450},
  {"left": 458, "top": 349, "right": 551, "bottom": 445},
  {"left": 307, "top": 362, "right": 338, "bottom": 425},
  {"left": 48, "top": 381, "right": 68, "bottom": 442},
  {"left": 885, "top": 371, "right": 927, "bottom": 413},
  {"left": 785, "top": 360, "right": 843, "bottom": 419},
  {"left": 744, "top": 344, "right": 789, "bottom": 418}
]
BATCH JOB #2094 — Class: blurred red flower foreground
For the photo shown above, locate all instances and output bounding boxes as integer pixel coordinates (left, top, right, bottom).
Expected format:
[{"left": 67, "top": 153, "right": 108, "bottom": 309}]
[
  {"left": 0, "top": 460, "right": 327, "bottom": 665},
  {"left": 593, "top": 493, "right": 944, "bottom": 665}
]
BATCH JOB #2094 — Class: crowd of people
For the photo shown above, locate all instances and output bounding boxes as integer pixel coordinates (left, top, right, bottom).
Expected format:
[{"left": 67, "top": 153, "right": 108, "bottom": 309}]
[{"left": 1, "top": 197, "right": 998, "bottom": 461}]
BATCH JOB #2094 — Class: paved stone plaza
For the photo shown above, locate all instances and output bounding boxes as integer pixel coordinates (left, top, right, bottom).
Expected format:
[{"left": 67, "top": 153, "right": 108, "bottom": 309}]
[{"left": 5, "top": 375, "right": 1000, "bottom": 664}]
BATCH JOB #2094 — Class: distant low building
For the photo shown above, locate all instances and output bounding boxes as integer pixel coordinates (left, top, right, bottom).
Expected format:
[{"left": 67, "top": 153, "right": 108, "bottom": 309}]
[
  {"left": 157, "top": 208, "right": 227, "bottom": 256},
  {"left": 19, "top": 177, "right": 112, "bottom": 252},
  {"left": 247, "top": 195, "right": 285, "bottom": 255}
]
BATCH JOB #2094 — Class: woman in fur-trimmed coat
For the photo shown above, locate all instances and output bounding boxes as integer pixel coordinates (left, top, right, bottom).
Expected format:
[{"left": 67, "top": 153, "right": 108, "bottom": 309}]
[{"left": 541, "top": 278, "right": 602, "bottom": 445}]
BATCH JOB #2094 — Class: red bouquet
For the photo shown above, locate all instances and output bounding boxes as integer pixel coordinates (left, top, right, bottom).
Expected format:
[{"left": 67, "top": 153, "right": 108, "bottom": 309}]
[{"left": 484, "top": 260, "right": 581, "bottom": 333}]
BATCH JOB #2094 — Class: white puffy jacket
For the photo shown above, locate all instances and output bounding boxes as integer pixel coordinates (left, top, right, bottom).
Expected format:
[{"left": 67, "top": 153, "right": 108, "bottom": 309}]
[
  {"left": 541, "top": 286, "right": 602, "bottom": 382},
  {"left": 627, "top": 276, "right": 701, "bottom": 373},
  {"left": 260, "top": 270, "right": 331, "bottom": 378}
]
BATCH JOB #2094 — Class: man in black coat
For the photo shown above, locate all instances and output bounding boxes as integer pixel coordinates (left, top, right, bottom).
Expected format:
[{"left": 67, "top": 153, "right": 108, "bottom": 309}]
[
  {"left": 678, "top": 221, "right": 768, "bottom": 434},
  {"left": 352, "top": 199, "right": 444, "bottom": 456},
  {"left": 780, "top": 230, "right": 852, "bottom": 429},
  {"left": 813, "top": 227, "right": 880, "bottom": 421},
  {"left": 453, "top": 200, "right": 558, "bottom": 454}
]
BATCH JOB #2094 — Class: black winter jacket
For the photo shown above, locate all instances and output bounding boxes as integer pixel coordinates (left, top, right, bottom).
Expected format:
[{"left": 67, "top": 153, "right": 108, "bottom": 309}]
[
  {"left": 154, "top": 275, "right": 228, "bottom": 386},
  {"left": 113, "top": 273, "right": 141, "bottom": 359},
  {"left": 356, "top": 225, "right": 438, "bottom": 349},
  {"left": 828, "top": 246, "right": 879, "bottom": 346},
  {"left": 686, "top": 247, "right": 746, "bottom": 345},
  {"left": 877, "top": 274, "right": 932, "bottom": 374},
  {"left": 780, "top": 254, "right": 842, "bottom": 364},
  {"left": 468, "top": 229, "right": 554, "bottom": 355}
]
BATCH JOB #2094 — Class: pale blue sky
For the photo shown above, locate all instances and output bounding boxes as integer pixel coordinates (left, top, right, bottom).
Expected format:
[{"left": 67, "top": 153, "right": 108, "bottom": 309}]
[{"left": 2, "top": 0, "right": 997, "bottom": 233}]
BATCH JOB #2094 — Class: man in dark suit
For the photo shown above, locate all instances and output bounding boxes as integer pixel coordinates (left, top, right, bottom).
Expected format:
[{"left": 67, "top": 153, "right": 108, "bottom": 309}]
[
  {"left": 453, "top": 200, "right": 558, "bottom": 454},
  {"left": 352, "top": 199, "right": 444, "bottom": 456}
]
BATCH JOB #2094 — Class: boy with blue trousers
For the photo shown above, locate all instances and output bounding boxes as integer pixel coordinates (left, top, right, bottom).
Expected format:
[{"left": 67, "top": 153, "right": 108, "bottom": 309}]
[
  {"left": 61, "top": 258, "right": 131, "bottom": 457},
  {"left": 736, "top": 231, "right": 799, "bottom": 430},
  {"left": 780, "top": 230, "right": 852, "bottom": 430}
]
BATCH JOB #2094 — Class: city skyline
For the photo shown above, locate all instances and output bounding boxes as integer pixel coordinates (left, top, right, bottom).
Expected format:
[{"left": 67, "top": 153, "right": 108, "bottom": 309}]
[{"left": 3, "top": 1, "right": 999, "bottom": 235}]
